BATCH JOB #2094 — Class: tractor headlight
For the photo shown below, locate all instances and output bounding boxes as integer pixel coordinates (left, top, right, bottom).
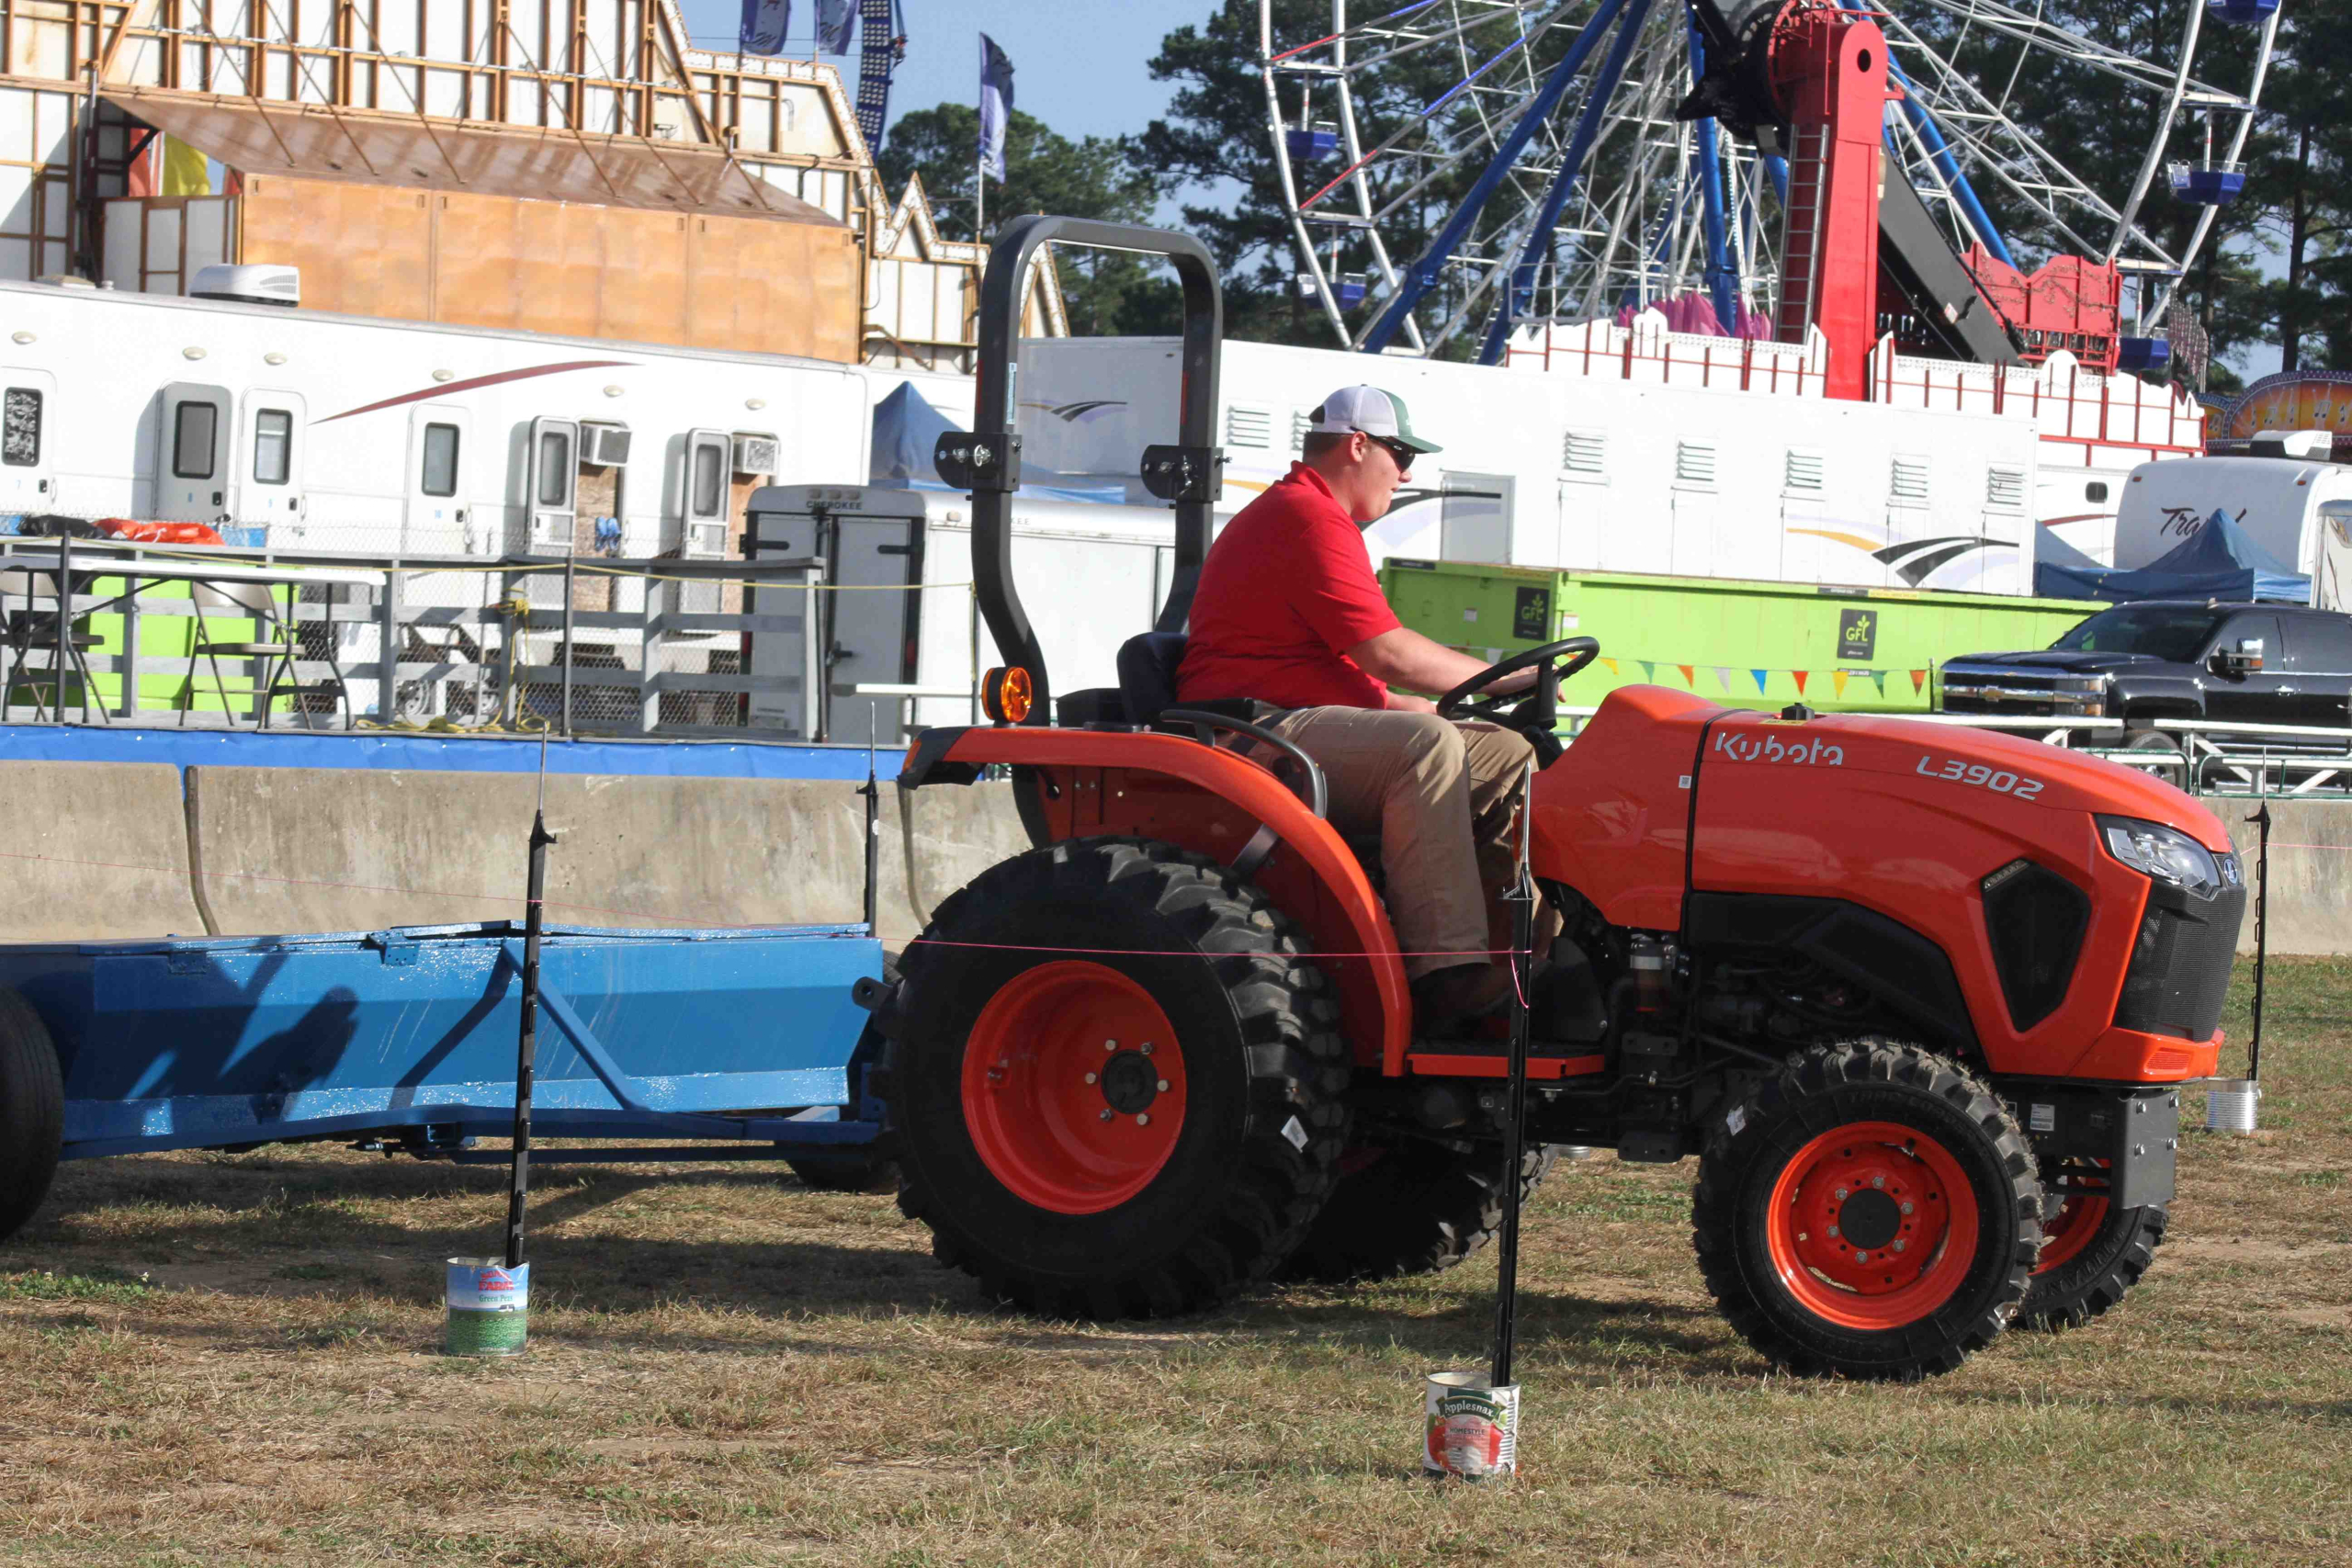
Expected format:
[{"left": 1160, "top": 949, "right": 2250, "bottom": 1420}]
[{"left": 2097, "top": 815, "right": 2224, "bottom": 897}]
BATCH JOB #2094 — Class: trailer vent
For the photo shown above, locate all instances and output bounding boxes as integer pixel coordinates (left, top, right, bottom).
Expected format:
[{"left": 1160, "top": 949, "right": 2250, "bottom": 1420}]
[
  {"left": 1674, "top": 441, "right": 1717, "bottom": 488},
  {"left": 1562, "top": 429, "right": 1606, "bottom": 474},
  {"left": 1985, "top": 465, "right": 2029, "bottom": 512},
  {"left": 582, "top": 423, "right": 633, "bottom": 468},
  {"left": 1225, "top": 405, "right": 1273, "bottom": 449},
  {"left": 732, "top": 434, "right": 780, "bottom": 475},
  {"left": 1784, "top": 449, "right": 1826, "bottom": 492},
  {"left": 1289, "top": 410, "right": 1314, "bottom": 452},
  {"left": 1891, "top": 455, "right": 1930, "bottom": 504}
]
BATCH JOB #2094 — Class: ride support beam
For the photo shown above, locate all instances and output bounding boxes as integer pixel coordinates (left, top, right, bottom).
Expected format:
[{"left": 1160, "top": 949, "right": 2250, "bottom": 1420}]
[
  {"left": 1769, "top": 7, "right": 1889, "bottom": 400},
  {"left": 1689, "top": 28, "right": 1739, "bottom": 334}
]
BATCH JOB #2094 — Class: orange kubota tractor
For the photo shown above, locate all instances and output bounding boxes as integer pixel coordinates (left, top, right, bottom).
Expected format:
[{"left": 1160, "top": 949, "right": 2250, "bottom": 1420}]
[{"left": 868, "top": 220, "right": 2244, "bottom": 1381}]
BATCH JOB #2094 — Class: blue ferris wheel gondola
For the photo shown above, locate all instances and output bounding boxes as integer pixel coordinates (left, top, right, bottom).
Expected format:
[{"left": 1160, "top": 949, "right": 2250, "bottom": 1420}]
[
  {"left": 2169, "top": 161, "right": 2245, "bottom": 205},
  {"left": 1285, "top": 122, "right": 1340, "bottom": 164},
  {"left": 2205, "top": 0, "right": 2278, "bottom": 23}
]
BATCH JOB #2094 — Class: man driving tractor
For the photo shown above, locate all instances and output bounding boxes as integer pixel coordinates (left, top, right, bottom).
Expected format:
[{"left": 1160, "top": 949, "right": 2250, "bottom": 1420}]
[{"left": 1177, "top": 385, "right": 1553, "bottom": 1028}]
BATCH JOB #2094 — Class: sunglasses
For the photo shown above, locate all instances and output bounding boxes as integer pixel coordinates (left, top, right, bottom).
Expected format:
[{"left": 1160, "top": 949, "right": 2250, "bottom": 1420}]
[{"left": 1356, "top": 430, "right": 1416, "bottom": 472}]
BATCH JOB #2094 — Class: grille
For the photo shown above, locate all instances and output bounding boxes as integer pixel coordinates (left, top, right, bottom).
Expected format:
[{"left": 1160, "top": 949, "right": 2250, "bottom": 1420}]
[
  {"left": 1982, "top": 860, "right": 2090, "bottom": 1031},
  {"left": 1891, "top": 455, "right": 1930, "bottom": 504},
  {"left": 1675, "top": 441, "right": 1716, "bottom": 486},
  {"left": 1784, "top": 449, "right": 1826, "bottom": 492},
  {"left": 2112, "top": 878, "right": 2247, "bottom": 1040},
  {"left": 1563, "top": 429, "right": 1606, "bottom": 474},
  {"left": 1985, "top": 465, "right": 2029, "bottom": 512},
  {"left": 1226, "top": 405, "right": 1272, "bottom": 448}
]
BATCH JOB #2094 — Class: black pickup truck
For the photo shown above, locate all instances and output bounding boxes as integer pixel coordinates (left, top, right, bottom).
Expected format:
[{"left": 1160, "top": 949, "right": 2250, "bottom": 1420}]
[{"left": 1940, "top": 600, "right": 2352, "bottom": 732}]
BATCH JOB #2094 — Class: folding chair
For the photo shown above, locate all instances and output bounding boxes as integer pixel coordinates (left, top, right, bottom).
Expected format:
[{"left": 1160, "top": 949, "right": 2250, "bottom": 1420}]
[
  {"left": 1, "top": 566, "right": 104, "bottom": 723},
  {"left": 179, "top": 578, "right": 296, "bottom": 728}
]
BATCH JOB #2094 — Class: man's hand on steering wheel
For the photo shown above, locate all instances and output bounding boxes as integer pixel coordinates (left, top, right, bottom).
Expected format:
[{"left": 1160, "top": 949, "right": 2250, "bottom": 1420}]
[{"left": 1433, "top": 637, "right": 1600, "bottom": 767}]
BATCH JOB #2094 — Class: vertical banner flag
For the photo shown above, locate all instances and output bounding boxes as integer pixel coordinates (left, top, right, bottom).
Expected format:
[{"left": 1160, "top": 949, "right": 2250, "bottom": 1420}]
[
  {"left": 979, "top": 32, "right": 1016, "bottom": 182},
  {"left": 817, "top": 0, "right": 856, "bottom": 52},
  {"left": 740, "top": 0, "right": 789, "bottom": 56}
]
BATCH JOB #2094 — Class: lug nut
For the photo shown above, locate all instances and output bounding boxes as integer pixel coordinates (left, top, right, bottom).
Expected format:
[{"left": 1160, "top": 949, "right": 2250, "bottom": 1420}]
[
  {"left": 1893, "top": 1240, "right": 1907, "bottom": 1253},
  {"left": 1140, "top": 1043, "right": 1155, "bottom": 1055},
  {"left": 1900, "top": 1201, "right": 1914, "bottom": 1214},
  {"left": 1099, "top": 1109, "right": 1114, "bottom": 1122},
  {"left": 1854, "top": 1249, "right": 1868, "bottom": 1263},
  {"left": 1871, "top": 1175, "right": 1885, "bottom": 1189},
  {"left": 1835, "top": 1187, "right": 1849, "bottom": 1201},
  {"left": 1104, "top": 1040, "right": 1117, "bottom": 1053},
  {"left": 1826, "top": 1225, "right": 1839, "bottom": 1238},
  {"left": 1083, "top": 1072, "right": 1097, "bottom": 1085},
  {"left": 1156, "top": 1079, "right": 1170, "bottom": 1092},
  {"left": 1136, "top": 1113, "right": 1150, "bottom": 1126}
]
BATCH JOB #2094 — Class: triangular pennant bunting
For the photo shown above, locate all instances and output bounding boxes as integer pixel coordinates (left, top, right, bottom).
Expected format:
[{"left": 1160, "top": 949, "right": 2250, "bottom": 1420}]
[
  {"left": 1832, "top": 671, "right": 1849, "bottom": 699},
  {"left": 1678, "top": 664, "right": 1695, "bottom": 687},
  {"left": 1792, "top": 671, "right": 1810, "bottom": 695},
  {"left": 1639, "top": 660, "right": 1657, "bottom": 682},
  {"left": 1870, "top": 671, "right": 1888, "bottom": 696},
  {"left": 1910, "top": 669, "right": 1928, "bottom": 694},
  {"left": 1750, "top": 670, "right": 1769, "bottom": 694},
  {"left": 1714, "top": 667, "right": 1733, "bottom": 693},
  {"left": 1600, "top": 657, "right": 1620, "bottom": 675}
]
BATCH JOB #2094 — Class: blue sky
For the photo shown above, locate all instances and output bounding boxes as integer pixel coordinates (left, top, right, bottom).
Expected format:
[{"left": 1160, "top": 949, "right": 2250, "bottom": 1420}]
[{"left": 673, "top": 2, "right": 1218, "bottom": 143}]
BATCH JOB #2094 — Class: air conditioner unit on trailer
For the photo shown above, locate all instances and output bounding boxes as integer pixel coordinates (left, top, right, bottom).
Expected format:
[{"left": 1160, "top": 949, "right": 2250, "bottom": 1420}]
[
  {"left": 582, "top": 423, "right": 633, "bottom": 467},
  {"left": 732, "top": 434, "right": 780, "bottom": 475},
  {"left": 683, "top": 519, "right": 729, "bottom": 558}
]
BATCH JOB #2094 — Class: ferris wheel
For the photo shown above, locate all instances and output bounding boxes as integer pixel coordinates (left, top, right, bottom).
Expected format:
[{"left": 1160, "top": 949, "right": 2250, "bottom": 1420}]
[{"left": 1261, "top": 0, "right": 2283, "bottom": 361}]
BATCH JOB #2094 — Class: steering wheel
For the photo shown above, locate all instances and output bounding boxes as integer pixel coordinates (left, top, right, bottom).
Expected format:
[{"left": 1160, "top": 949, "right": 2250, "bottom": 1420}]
[{"left": 1435, "top": 636, "right": 1600, "bottom": 768}]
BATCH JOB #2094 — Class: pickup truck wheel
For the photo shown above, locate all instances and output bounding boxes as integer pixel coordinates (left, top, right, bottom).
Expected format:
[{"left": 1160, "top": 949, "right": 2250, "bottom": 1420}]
[
  {"left": 0, "top": 987, "right": 64, "bottom": 1245},
  {"left": 1693, "top": 1040, "right": 2041, "bottom": 1381},
  {"left": 881, "top": 837, "right": 1349, "bottom": 1318},
  {"left": 1282, "top": 1139, "right": 1557, "bottom": 1282}
]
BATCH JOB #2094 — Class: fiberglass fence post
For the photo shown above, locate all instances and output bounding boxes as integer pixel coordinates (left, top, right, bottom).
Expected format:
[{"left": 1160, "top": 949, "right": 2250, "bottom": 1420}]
[
  {"left": 55, "top": 527, "right": 71, "bottom": 723},
  {"left": 506, "top": 753, "right": 559, "bottom": 1271},
  {"left": 2247, "top": 798, "right": 2270, "bottom": 1087},
  {"left": 1491, "top": 760, "right": 1540, "bottom": 1393},
  {"left": 560, "top": 553, "right": 576, "bottom": 739}
]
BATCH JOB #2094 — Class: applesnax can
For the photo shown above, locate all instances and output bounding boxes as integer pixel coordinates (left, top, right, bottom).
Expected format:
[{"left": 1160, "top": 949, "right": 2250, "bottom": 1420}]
[{"left": 1423, "top": 1371, "right": 1520, "bottom": 1481}]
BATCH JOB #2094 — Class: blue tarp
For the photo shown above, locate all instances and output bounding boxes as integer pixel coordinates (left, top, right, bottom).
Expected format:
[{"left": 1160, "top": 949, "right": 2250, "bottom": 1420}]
[
  {"left": 869, "top": 381, "right": 1130, "bottom": 504},
  {"left": 0, "top": 724, "right": 881, "bottom": 780},
  {"left": 2035, "top": 511, "right": 2312, "bottom": 604}
]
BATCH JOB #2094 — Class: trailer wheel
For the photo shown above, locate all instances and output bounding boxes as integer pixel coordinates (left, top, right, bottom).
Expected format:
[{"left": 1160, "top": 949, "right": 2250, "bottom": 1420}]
[
  {"left": 1283, "top": 1139, "right": 1556, "bottom": 1282},
  {"left": 881, "top": 837, "right": 1349, "bottom": 1319},
  {"left": 1693, "top": 1041, "right": 2041, "bottom": 1381},
  {"left": 2018, "top": 1159, "right": 2166, "bottom": 1330},
  {"left": 0, "top": 987, "right": 64, "bottom": 1245}
]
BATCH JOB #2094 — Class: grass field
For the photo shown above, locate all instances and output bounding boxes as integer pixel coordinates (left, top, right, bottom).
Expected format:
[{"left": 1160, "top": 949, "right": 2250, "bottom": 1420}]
[{"left": 3, "top": 959, "right": 2347, "bottom": 1567}]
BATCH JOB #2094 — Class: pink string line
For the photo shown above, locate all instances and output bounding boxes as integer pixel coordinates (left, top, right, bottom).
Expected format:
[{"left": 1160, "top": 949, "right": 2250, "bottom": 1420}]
[{"left": 902, "top": 936, "right": 1526, "bottom": 960}]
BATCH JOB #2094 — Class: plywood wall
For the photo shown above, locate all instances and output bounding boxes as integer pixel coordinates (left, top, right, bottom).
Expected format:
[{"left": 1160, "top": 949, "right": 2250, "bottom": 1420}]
[{"left": 235, "top": 175, "right": 858, "bottom": 361}]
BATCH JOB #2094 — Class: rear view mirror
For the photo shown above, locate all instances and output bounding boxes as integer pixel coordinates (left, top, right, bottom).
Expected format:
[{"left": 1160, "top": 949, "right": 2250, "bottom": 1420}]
[{"left": 2211, "top": 637, "right": 2265, "bottom": 675}]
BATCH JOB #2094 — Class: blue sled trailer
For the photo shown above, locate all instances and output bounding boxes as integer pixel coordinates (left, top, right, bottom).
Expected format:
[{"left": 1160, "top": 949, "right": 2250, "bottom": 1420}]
[{"left": 0, "top": 921, "right": 889, "bottom": 1241}]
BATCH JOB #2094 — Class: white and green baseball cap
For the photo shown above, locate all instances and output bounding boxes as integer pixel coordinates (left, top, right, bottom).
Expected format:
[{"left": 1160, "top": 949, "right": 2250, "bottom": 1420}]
[{"left": 1306, "top": 385, "right": 1443, "bottom": 456}]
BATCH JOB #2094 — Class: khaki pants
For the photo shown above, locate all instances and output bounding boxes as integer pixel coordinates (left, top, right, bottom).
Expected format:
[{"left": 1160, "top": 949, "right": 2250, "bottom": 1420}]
[{"left": 1267, "top": 708, "right": 1534, "bottom": 979}]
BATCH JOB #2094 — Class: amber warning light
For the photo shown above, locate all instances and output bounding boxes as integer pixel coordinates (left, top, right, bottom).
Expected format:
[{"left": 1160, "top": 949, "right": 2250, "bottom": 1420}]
[{"left": 981, "top": 667, "right": 1034, "bottom": 725}]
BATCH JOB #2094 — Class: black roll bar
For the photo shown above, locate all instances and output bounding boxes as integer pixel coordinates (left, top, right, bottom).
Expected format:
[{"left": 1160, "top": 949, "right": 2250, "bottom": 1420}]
[{"left": 935, "top": 217, "right": 1224, "bottom": 724}]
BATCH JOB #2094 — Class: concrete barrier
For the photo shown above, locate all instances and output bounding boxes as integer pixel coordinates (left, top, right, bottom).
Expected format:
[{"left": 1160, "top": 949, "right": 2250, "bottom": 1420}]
[
  {"left": 7, "top": 753, "right": 2344, "bottom": 958},
  {"left": 181, "top": 765, "right": 1031, "bottom": 943},
  {"left": 0, "top": 761, "right": 209, "bottom": 940}
]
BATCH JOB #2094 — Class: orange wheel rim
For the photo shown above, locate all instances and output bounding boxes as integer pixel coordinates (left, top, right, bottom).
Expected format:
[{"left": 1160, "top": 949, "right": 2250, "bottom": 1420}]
[
  {"left": 1764, "top": 1122, "right": 1980, "bottom": 1331},
  {"left": 960, "top": 960, "right": 1187, "bottom": 1215},
  {"left": 2034, "top": 1160, "right": 2113, "bottom": 1275}
]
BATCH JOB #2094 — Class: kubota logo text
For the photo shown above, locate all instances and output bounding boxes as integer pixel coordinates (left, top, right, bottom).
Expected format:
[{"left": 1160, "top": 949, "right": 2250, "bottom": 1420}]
[{"left": 1713, "top": 731, "right": 1845, "bottom": 766}]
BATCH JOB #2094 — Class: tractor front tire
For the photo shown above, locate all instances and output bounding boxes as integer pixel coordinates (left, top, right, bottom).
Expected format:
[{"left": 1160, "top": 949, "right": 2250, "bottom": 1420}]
[
  {"left": 0, "top": 987, "right": 64, "bottom": 1245},
  {"left": 880, "top": 838, "right": 1349, "bottom": 1319},
  {"left": 1283, "top": 1139, "right": 1556, "bottom": 1282},
  {"left": 2018, "top": 1171, "right": 2166, "bottom": 1330},
  {"left": 1693, "top": 1041, "right": 2041, "bottom": 1381}
]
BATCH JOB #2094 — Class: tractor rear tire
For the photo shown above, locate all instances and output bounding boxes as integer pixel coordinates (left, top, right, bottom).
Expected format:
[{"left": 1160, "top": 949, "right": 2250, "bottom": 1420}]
[
  {"left": 1283, "top": 1139, "right": 1557, "bottom": 1282},
  {"left": 0, "top": 987, "right": 64, "bottom": 1245},
  {"left": 879, "top": 837, "right": 1349, "bottom": 1319},
  {"left": 2018, "top": 1170, "right": 2167, "bottom": 1330},
  {"left": 1693, "top": 1040, "right": 2041, "bottom": 1381}
]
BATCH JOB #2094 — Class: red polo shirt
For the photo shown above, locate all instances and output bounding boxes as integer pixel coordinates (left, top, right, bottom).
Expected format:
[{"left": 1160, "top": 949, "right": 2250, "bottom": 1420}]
[{"left": 1177, "top": 462, "right": 1399, "bottom": 711}]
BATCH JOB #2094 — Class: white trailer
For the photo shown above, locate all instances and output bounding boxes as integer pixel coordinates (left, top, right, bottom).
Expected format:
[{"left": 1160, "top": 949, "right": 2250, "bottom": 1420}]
[
  {"left": 0, "top": 275, "right": 873, "bottom": 558},
  {"left": 1018, "top": 334, "right": 2047, "bottom": 596},
  {"left": 743, "top": 482, "right": 1179, "bottom": 744},
  {"left": 2111, "top": 433, "right": 2352, "bottom": 587}
]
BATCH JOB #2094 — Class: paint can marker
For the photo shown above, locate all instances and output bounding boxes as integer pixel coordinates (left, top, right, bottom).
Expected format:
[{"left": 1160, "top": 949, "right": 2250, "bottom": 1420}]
[
  {"left": 1423, "top": 1370, "right": 1519, "bottom": 1482},
  {"left": 445, "top": 1257, "right": 530, "bottom": 1357}
]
